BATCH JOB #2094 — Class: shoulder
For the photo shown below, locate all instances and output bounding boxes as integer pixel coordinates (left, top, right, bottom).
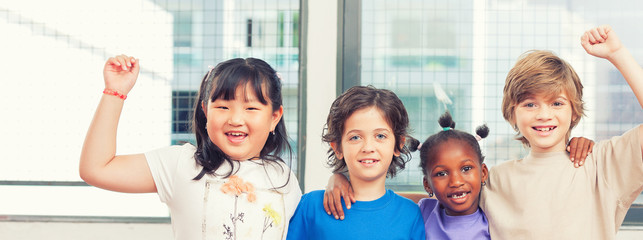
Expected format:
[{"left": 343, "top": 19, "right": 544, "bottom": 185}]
[
  {"left": 418, "top": 197, "right": 439, "bottom": 210},
  {"left": 145, "top": 143, "right": 196, "bottom": 161},
  {"left": 487, "top": 158, "right": 525, "bottom": 178},
  {"left": 301, "top": 190, "right": 325, "bottom": 201},
  {"left": 589, "top": 125, "right": 643, "bottom": 169},
  {"left": 594, "top": 125, "right": 641, "bottom": 152},
  {"left": 295, "top": 190, "right": 324, "bottom": 209},
  {"left": 145, "top": 143, "right": 198, "bottom": 173},
  {"left": 390, "top": 190, "right": 422, "bottom": 212}
]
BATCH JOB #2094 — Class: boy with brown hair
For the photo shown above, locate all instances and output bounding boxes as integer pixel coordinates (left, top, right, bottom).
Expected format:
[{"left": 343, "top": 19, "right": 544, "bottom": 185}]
[{"left": 481, "top": 25, "right": 643, "bottom": 239}]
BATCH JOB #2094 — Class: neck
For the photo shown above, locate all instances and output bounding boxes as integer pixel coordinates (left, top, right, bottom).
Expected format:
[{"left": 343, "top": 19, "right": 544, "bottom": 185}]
[{"left": 348, "top": 174, "right": 387, "bottom": 201}]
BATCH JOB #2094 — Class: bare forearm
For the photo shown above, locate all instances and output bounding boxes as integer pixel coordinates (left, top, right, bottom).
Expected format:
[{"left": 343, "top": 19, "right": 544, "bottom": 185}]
[
  {"left": 79, "top": 95, "right": 124, "bottom": 180},
  {"left": 608, "top": 48, "right": 643, "bottom": 108}
]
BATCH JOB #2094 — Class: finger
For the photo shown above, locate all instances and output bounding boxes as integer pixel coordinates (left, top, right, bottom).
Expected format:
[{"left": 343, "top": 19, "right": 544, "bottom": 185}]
[
  {"left": 573, "top": 139, "right": 584, "bottom": 163},
  {"left": 348, "top": 185, "right": 356, "bottom": 203},
  {"left": 342, "top": 191, "right": 351, "bottom": 210},
  {"left": 590, "top": 28, "right": 604, "bottom": 43},
  {"left": 598, "top": 27, "right": 608, "bottom": 39},
  {"left": 568, "top": 138, "right": 578, "bottom": 162},
  {"left": 601, "top": 24, "right": 612, "bottom": 35},
  {"left": 107, "top": 57, "right": 121, "bottom": 67},
  {"left": 131, "top": 58, "right": 140, "bottom": 74},
  {"left": 125, "top": 56, "right": 133, "bottom": 68},
  {"left": 333, "top": 188, "right": 345, "bottom": 220},
  {"left": 327, "top": 191, "right": 339, "bottom": 218},
  {"left": 589, "top": 141, "right": 595, "bottom": 153},
  {"left": 115, "top": 55, "right": 129, "bottom": 71},
  {"left": 579, "top": 139, "right": 591, "bottom": 166},
  {"left": 587, "top": 31, "right": 598, "bottom": 44},
  {"left": 323, "top": 191, "right": 331, "bottom": 215},
  {"left": 581, "top": 32, "right": 591, "bottom": 48}
]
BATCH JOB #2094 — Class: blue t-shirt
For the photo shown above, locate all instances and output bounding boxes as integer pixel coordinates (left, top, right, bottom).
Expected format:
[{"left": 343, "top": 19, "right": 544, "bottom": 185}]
[
  {"left": 418, "top": 198, "right": 489, "bottom": 240},
  {"left": 287, "top": 189, "right": 425, "bottom": 240}
]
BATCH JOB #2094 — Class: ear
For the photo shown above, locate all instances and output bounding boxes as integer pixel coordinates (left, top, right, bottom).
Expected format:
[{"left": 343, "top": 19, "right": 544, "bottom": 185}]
[
  {"left": 270, "top": 106, "right": 284, "bottom": 132},
  {"left": 394, "top": 136, "right": 405, "bottom": 157},
  {"left": 481, "top": 163, "right": 489, "bottom": 185},
  {"left": 571, "top": 113, "right": 579, "bottom": 125},
  {"left": 423, "top": 176, "right": 433, "bottom": 196},
  {"left": 201, "top": 101, "right": 207, "bottom": 115},
  {"left": 330, "top": 142, "right": 343, "bottom": 160}
]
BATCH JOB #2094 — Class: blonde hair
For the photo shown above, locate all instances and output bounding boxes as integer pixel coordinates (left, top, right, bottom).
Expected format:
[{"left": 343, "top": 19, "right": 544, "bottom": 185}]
[{"left": 501, "top": 50, "right": 585, "bottom": 146}]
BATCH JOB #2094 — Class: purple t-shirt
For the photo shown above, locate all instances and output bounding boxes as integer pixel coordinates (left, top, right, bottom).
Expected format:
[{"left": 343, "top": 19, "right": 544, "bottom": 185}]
[{"left": 418, "top": 198, "right": 490, "bottom": 240}]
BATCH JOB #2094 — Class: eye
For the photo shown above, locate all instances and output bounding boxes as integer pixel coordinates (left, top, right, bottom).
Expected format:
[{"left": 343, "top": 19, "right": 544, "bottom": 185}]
[
  {"left": 349, "top": 135, "right": 361, "bottom": 141},
  {"left": 552, "top": 101, "right": 564, "bottom": 107},
  {"left": 462, "top": 166, "right": 473, "bottom": 172},
  {"left": 375, "top": 133, "right": 387, "bottom": 140},
  {"left": 246, "top": 107, "right": 259, "bottom": 110},
  {"left": 215, "top": 106, "right": 228, "bottom": 110},
  {"left": 523, "top": 102, "right": 536, "bottom": 108},
  {"left": 434, "top": 171, "right": 447, "bottom": 177}
]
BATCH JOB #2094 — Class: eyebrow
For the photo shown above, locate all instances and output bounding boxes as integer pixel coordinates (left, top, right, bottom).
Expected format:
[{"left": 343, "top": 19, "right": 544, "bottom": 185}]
[
  {"left": 345, "top": 128, "right": 391, "bottom": 134},
  {"left": 431, "top": 159, "right": 476, "bottom": 170}
]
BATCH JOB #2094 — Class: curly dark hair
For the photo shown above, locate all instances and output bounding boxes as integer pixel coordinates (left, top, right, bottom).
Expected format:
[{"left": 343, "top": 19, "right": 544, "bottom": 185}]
[{"left": 322, "top": 85, "right": 411, "bottom": 177}]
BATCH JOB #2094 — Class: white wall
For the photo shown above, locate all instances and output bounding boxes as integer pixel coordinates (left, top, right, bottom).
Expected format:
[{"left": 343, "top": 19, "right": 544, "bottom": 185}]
[
  {"left": 0, "top": 0, "right": 172, "bottom": 217},
  {"left": 303, "top": 0, "right": 338, "bottom": 192}
]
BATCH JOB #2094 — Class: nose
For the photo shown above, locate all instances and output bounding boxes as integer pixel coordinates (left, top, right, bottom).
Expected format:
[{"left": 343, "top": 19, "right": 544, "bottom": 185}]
[
  {"left": 227, "top": 109, "right": 244, "bottom": 126},
  {"left": 361, "top": 137, "right": 375, "bottom": 153},
  {"left": 536, "top": 105, "right": 552, "bottom": 120},
  {"left": 449, "top": 173, "right": 465, "bottom": 188}
]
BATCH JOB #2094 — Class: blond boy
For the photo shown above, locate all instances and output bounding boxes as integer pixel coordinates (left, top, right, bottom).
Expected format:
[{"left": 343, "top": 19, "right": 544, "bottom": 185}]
[{"left": 481, "top": 25, "right": 643, "bottom": 239}]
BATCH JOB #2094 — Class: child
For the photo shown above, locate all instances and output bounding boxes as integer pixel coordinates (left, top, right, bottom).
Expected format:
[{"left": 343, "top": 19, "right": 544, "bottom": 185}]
[
  {"left": 286, "top": 85, "right": 425, "bottom": 239},
  {"left": 80, "top": 56, "right": 302, "bottom": 240},
  {"left": 481, "top": 25, "right": 643, "bottom": 239},
  {"left": 408, "top": 111, "right": 491, "bottom": 239}
]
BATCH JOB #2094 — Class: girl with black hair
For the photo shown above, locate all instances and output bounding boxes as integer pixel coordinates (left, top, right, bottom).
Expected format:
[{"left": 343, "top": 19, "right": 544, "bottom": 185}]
[
  {"left": 409, "top": 111, "right": 490, "bottom": 239},
  {"left": 80, "top": 55, "right": 301, "bottom": 240}
]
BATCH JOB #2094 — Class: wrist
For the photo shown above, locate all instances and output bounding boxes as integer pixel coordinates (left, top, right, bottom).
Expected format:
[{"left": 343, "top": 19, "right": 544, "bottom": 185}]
[
  {"left": 103, "top": 88, "right": 127, "bottom": 100},
  {"left": 607, "top": 47, "right": 631, "bottom": 65}
]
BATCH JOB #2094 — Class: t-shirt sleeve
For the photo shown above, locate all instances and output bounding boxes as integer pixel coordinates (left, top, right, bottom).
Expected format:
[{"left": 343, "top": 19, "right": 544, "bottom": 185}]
[
  {"left": 409, "top": 202, "right": 427, "bottom": 240},
  {"left": 594, "top": 125, "right": 643, "bottom": 204},
  {"left": 286, "top": 192, "right": 312, "bottom": 240},
  {"left": 282, "top": 170, "right": 303, "bottom": 240},
  {"left": 417, "top": 198, "right": 435, "bottom": 222},
  {"left": 145, "top": 144, "right": 195, "bottom": 204}
]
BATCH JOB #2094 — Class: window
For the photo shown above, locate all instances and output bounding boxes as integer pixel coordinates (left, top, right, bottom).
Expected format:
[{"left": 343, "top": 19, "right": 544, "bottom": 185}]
[
  {"left": 0, "top": 0, "right": 300, "bottom": 222},
  {"left": 347, "top": 0, "right": 643, "bottom": 225}
]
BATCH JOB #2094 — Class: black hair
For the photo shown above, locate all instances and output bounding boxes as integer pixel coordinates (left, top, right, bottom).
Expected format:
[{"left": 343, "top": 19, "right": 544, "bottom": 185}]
[
  {"left": 408, "top": 111, "right": 489, "bottom": 177},
  {"left": 322, "top": 85, "right": 411, "bottom": 177},
  {"left": 191, "top": 58, "right": 291, "bottom": 183}
]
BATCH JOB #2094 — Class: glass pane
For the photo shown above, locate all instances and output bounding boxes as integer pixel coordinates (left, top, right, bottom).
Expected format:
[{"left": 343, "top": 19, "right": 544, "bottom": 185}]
[
  {"left": 361, "top": 0, "right": 643, "bottom": 207},
  {"left": 0, "top": 0, "right": 299, "bottom": 218}
]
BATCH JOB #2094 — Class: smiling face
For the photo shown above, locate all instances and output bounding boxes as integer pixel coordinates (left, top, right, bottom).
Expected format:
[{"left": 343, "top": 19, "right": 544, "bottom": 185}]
[
  {"left": 331, "top": 106, "right": 399, "bottom": 185},
  {"left": 423, "top": 139, "right": 488, "bottom": 216},
  {"left": 513, "top": 91, "right": 574, "bottom": 153},
  {"left": 203, "top": 82, "right": 282, "bottom": 161}
]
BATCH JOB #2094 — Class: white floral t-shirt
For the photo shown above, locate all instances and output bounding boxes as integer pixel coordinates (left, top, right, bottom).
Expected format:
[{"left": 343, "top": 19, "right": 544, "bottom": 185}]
[{"left": 145, "top": 144, "right": 302, "bottom": 240}]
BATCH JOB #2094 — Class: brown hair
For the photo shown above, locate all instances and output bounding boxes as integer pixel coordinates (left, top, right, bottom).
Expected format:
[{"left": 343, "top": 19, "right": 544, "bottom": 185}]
[
  {"left": 322, "top": 85, "right": 411, "bottom": 177},
  {"left": 502, "top": 50, "right": 585, "bottom": 146}
]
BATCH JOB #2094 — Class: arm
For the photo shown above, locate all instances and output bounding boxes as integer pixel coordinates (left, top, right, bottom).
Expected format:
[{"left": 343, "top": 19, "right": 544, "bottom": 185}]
[
  {"left": 581, "top": 25, "right": 643, "bottom": 153},
  {"left": 79, "top": 55, "right": 156, "bottom": 193},
  {"left": 322, "top": 173, "right": 355, "bottom": 220}
]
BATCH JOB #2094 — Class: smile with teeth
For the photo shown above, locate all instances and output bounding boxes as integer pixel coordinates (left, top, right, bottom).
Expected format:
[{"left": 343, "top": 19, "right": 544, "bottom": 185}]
[
  {"left": 449, "top": 192, "right": 469, "bottom": 199},
  {"left": 359, "top": 159, "right": 379, "bottom": 164},
  {"left": 227, "top": 132, "right": 247, "bottom": 136},
  {"left": 533, "top": 126, "right": 556, "bottom": 132}
]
